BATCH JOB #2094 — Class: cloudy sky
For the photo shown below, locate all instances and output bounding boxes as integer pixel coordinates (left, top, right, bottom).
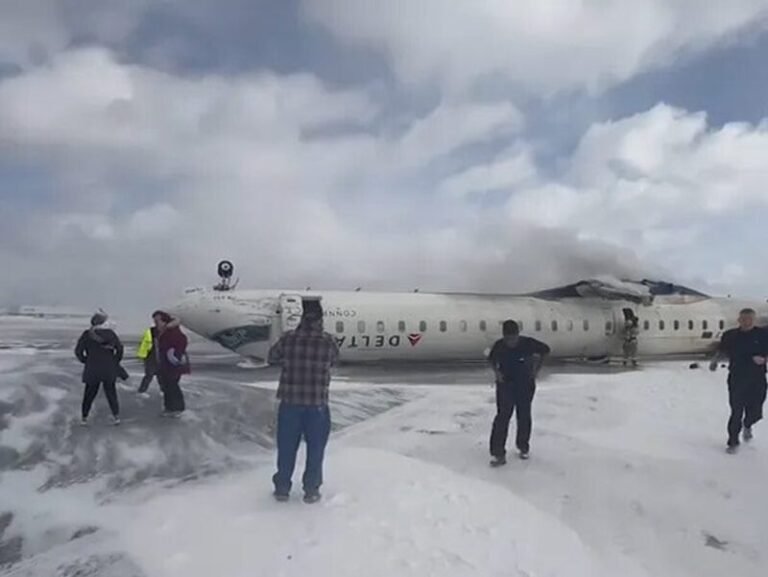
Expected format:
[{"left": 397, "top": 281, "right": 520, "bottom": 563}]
[{"left": 1, "top": 0, "right": 768, "bottom": 313}]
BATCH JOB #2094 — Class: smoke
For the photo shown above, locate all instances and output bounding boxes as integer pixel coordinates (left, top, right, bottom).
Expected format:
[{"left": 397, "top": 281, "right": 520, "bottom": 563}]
[{"left": 0, "top": 200, "right": 669, "bottom": 317}]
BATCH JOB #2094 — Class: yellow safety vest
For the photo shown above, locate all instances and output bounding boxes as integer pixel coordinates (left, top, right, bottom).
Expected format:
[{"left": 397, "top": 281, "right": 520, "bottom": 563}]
[{"left": 137, "top": 328, "right": 154, "bottom": 360}]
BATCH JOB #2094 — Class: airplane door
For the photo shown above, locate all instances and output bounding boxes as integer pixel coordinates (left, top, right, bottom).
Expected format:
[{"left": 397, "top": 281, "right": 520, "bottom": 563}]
[
  {"left": 605, "top": 305, "right": 623, "bottom": 356},
  {"left": 279, "top": 294, "right": 304, "bottom": 332},
  {"left": 602, "top": 305, "right": 617, "bottom": 336}
]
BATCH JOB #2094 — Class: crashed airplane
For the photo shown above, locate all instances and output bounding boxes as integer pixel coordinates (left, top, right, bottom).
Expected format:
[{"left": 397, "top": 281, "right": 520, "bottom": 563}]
[{"left": 170, "top": 262, "right": 768, "bottom": 363}]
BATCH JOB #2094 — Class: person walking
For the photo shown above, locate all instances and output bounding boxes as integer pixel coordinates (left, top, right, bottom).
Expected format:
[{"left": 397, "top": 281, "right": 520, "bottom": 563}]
[
  {"left": 75, "top": 310, "right": 124, "bottom": 426},
  {"left": 488, "top": 320, "right": 550, "bottom": 466},
  {"left": 710, "top": 308, "right": 768, "bottom": 453}
]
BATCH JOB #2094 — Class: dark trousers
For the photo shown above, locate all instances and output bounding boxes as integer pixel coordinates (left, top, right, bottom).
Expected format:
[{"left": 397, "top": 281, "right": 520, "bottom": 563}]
[
  {"left": 727, "top": 374, "right": 768, "bottom": 446},
  {"left": 490, "top": 381, "right": 535, "bottom": 457},
  {"left": 138, "top": 359, "right": 157, "bottom": 393},
  {"left": 82, "top": 378, "right": 119, "bottom": 419},
  {"left": 273, "top": 403, "right": 332, "bottom": 496},
  {"left": 158, "top": 373, "right": 186, "bottom": 412}
]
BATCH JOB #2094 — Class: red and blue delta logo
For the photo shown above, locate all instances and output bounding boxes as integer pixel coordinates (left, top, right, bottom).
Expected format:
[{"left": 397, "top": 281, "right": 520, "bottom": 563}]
[{"left": 407, "top": 333, "right": 423, "bottom": 347}]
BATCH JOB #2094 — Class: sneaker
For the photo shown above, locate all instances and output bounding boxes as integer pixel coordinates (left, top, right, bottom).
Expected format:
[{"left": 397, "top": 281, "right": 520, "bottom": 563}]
[
  {"left": 112, "top": 416, "right": 121, "bottom": 426},
  {"left": 519, "top": 451, "right": 530, "bottom": 460},
  {"left": 79, "top": 417, "right": 89, "bottom": 427},
  {"left": 743, "top": 427, "right": 754, "bottom": 442},
  {"left": 303, "top": 492, "right": 322, "bottom": 504},
  {"left": 490, "top": 455, "right": 507, "bottom": 468},
  {"left": 273, "top": 492, "right": 290, "bottom": 503},
  {"left": 726, "top": 444, "right": 739, "bottom": 455}
]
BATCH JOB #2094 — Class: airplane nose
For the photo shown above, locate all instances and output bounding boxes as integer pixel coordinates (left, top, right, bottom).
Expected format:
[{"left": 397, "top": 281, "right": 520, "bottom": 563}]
[
  {"left": 168, "top": 289, "right": 211, "bottom": 337},
  {"left": 167, "top": 290, "right": 275, "bottom": 360}
]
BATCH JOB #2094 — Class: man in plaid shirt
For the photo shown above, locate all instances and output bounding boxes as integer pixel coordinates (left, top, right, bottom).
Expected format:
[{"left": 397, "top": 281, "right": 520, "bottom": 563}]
[{"left": 268, "top": 307, "right": 339, "bottom": 503}]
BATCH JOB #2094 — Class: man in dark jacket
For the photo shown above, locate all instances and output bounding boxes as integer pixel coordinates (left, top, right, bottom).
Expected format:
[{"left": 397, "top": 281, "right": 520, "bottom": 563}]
[
  {"left": 154, "top": 310, "right": 190, "bottom": 416},
  {"left": 267, "top": 308, "right": 339, "bottom": 504},
  {"left": 710, "top": 308, "right": 768, "bottom": 453},
  {"left": 488, "top": 320, "right": 550, "bottom": 466},
  {"left": 75, "top": 311, "right": 124, "bottom": 426}
]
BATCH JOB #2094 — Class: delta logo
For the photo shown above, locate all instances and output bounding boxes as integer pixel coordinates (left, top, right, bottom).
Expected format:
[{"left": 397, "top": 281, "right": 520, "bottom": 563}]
[{"left": 408, "top": 333, "right": 423, "bottom": 347}]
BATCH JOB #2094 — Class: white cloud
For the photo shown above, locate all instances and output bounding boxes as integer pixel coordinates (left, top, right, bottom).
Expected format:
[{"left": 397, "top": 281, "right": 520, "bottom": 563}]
[
  {"left": 126, "top": 204, "right": 181, "bottom": 239},
  {"left": 439, "top": 148, "right": 537, "bottom": 198},
  {"left": 396, "top": 102, "right": 523, "bottom": 168},
  {"left": 0, "top": 0, "right": 68, "bottom": 66},
  {"left": 0, "top": 0, "right": 155, "bottom": 68},
  {"left": 303, "top": 0, "right": 768, "bottom": 95},
  {"left": 522, "top": 103, "right": 768, "bottom": 228},
  {"left": 0, "top": 48, "right": 384, "bottom": 307},
  {"left": 503, "top": 103, "right": 768, "bottom": 287},
  {"left": 2, "top": 40, "right": 768, "bottom": 309},
  {"left": 54, "top": 214, "right": 116, "bottom": 242},
  {"left": 0, "top": 49, "right": 377, "bottom": 155}
]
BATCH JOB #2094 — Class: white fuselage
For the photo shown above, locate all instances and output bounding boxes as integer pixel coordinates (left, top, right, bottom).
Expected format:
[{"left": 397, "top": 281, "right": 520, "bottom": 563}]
[{"left": 170, "top": 287, "right": 768, "bottom": 364}]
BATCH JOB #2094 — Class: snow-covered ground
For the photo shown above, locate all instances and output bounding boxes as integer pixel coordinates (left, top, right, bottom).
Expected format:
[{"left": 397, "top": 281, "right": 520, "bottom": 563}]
[{"left": 1, "top": 333, "right": 767, "bottom": 576}]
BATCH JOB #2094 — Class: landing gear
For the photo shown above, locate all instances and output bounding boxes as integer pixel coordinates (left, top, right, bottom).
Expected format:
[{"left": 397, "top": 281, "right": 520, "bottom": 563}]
[{"left": 213, "top": 260, "right": 239, "bottom": 292}]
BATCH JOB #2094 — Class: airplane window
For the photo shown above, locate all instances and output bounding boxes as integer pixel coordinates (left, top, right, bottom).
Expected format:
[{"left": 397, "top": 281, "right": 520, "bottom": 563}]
[
  {"left": 460, "top": 320, "right": 468, "bottom": 332},
  {"left": 551, "top": 320, "right": 558, "bottom": 332},
  {"left": 702, "top": 320, "right": 708, "bottom": 330},
  {"left": 605, "top": 321, "right": 613, "bottom": 332},
  {"left": 567, "top": 320, "right": 574, "bottom": 332},
  {"left": 659, "top": 320, "right": 665, "bottom": 331},
  {"left": 377, "top": 321, "right": 386, "bottom": 333},
  {"left": 688, "top": 320, "right": 694, "bottom": 331},
  {"left": 479, "top": 320, "right": 487, "bottom": 332},
  {"left": 719, "top": 320, "right": 725, "bottom": 330},
  {"left": 583, "top": 319, "right": 590, "bottom": 331},
  {"left": 420, "top": 321, "right": 428, "bottom": 332},
  {"left": 643, "top": 320, "right": 650, "bottom": 331},
  {"left": 439, "top": 321, "right": 447, "bottom": 332},
  {"left": 336, "top": 321, "right": 344, "bottom": 334},
  {"left": 674, "top": 320, "right": 680, "bottom": 331},
  {"left": 535, "top": 320, "right": 542, "bottom": 332},
  {"left": 357, "top": 321, "right": 366, "bottom": 333},
  {"left": 398, "top": 321, "right": 406, "bottom": 333}
]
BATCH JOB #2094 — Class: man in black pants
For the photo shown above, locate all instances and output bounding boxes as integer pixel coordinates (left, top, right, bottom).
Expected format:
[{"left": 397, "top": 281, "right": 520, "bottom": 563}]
[
  {"left": 75, "top": 311, "right": 124, "bottom": 426},
  {"left": 488, "top": 320, "right": 550, "bottom": 466},
  {"left": 710, "top": 308, "right": 768, "bottom": 454}
]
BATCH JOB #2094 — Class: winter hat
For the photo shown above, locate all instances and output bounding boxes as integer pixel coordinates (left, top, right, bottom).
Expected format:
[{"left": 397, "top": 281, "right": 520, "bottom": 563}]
[
  {"left": 152, "top": 310, "right": 172, "bottom": 323},
  {"left": 90, "top": 310, "right": 108, "bottom": 327}
]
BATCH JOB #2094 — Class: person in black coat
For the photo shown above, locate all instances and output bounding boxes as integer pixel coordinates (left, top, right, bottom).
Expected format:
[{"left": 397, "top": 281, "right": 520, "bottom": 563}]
[{"left": 74, "top": 311, "right": 124, "bottom": 426}]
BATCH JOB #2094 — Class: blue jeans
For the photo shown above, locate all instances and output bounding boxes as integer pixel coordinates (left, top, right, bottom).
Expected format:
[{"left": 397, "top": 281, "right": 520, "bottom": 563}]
[{"left": 273, "top": 403, "right": 331, "bottom": 495}]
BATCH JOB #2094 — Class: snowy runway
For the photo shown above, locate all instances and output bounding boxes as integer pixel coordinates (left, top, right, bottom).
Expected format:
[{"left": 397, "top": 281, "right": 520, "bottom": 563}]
[
  {"left": 1, "top": 325, "right": 767, "bottom": 577},
  {"left": 101, "top": 366, "right": 768, "bottom": 577}
]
